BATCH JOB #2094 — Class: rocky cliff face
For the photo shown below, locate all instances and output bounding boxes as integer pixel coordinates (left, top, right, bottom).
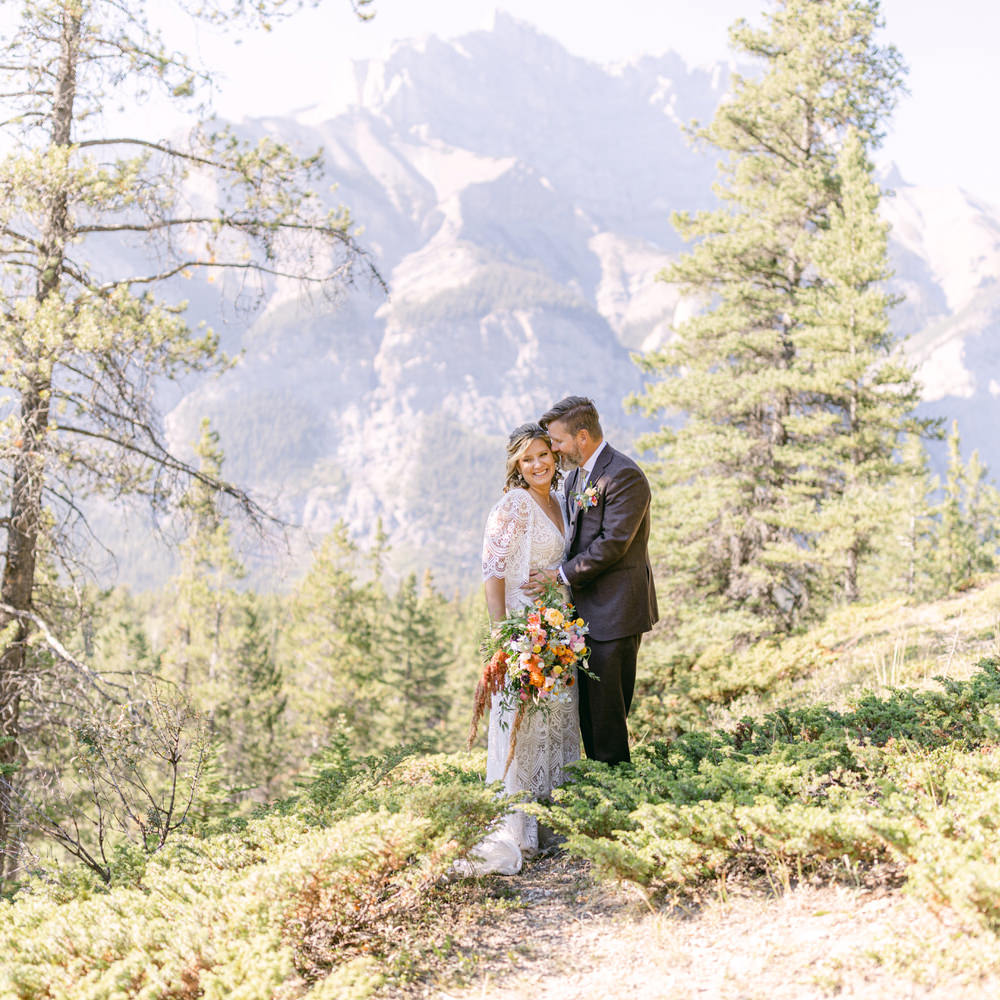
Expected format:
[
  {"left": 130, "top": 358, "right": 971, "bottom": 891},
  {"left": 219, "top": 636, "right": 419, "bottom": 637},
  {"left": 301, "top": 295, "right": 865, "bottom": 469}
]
[{"left": 153, "top": 13, "right": 1000, "bottom": 589}]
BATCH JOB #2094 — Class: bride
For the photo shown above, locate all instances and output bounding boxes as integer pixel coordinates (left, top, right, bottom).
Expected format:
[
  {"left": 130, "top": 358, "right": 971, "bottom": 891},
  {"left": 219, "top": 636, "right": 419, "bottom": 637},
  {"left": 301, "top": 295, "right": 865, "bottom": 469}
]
[{"left": 456, "top": 422, "right": 580, "bottom": 876}]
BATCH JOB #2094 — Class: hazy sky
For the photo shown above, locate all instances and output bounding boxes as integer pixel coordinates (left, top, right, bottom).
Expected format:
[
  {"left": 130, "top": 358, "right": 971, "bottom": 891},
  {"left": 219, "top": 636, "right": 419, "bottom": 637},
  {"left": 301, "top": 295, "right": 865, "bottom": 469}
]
[{"left": 164, "top": 0, "right": 997, "bottom": 204}]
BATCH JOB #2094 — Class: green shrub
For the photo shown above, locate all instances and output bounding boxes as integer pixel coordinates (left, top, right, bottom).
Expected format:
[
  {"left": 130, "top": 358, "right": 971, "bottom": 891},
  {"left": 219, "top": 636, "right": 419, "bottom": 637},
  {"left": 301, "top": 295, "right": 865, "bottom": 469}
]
[
  {"left": 535, "top": 659, "right": 1000, "bottom": 926},
  {"left": 0, "top": 745, "right": 505, "bottom": 999}
]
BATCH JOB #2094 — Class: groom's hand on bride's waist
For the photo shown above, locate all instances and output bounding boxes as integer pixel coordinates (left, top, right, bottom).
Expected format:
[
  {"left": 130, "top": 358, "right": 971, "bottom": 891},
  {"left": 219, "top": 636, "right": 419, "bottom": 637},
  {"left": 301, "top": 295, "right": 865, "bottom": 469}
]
[{"left": 524, "top": 568, "right": 560, "bottom": 595}]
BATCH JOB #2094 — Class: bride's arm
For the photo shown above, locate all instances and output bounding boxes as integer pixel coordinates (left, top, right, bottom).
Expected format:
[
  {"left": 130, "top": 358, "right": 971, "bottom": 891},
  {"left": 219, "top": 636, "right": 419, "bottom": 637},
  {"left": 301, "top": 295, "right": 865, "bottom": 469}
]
[
  {"left": 484, "top": 577, "right": 506, "bottom": 625},
  {"left": 481, "top": 491, "right": 530, "bottom": 620}
]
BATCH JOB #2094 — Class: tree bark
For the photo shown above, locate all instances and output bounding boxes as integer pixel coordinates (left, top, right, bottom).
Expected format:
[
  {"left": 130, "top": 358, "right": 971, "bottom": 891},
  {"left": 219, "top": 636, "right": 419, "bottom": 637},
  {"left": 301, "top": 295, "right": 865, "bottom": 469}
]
[
  {"left": 845, "top": 545, "right": 859, "bottom": 603},
  {"left": 0, "top": 3, "right": 79, "bottom": 886}
]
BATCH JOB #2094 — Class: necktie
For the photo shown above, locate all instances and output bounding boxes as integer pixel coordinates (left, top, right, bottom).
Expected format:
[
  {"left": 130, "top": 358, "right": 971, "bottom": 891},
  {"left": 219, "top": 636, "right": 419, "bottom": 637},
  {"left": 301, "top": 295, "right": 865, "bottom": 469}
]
[{"left": 570, "top": 467, "right": 585, "bottom": 528}]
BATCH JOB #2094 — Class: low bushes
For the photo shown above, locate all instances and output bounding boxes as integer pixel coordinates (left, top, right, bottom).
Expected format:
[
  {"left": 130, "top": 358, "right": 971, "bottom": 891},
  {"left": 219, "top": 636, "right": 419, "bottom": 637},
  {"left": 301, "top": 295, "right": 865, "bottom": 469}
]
[
  {"left": 11, "top": 660, "right": 1000, "bottom": 999},
  {"left": 534, "top": 659, "right": 1000, "bottom": 927},
  {"left": 0, "top": 743, "right": 505, "bottom": 1000}
]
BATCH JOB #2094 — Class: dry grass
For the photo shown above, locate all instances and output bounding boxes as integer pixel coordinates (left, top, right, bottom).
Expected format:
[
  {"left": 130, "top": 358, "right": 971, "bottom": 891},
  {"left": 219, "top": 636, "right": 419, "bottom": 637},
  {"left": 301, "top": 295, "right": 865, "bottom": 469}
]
[
  {"left": 706, "top": 575, "right": 1000, "bottom": 730},
  {"left": 369, "top": 854, "right": 1000, "bottom": 1000}
]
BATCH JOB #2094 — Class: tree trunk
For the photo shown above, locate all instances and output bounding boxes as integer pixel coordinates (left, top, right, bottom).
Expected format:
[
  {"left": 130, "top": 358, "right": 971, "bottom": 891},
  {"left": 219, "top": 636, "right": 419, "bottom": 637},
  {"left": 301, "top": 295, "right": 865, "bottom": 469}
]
[
  {"left": 844, "top": 545, "right": 859, "bottom": 603},
  {"left": 0, "top": 3, "right": 79, "bottom": 886}
]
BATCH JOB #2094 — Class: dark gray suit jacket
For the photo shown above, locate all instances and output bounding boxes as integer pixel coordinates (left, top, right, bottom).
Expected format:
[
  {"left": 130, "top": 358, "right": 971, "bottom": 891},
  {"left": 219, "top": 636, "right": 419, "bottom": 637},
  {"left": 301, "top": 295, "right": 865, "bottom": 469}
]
[{"left": 562, "top": 444, "right": 658, "bottom": 641}]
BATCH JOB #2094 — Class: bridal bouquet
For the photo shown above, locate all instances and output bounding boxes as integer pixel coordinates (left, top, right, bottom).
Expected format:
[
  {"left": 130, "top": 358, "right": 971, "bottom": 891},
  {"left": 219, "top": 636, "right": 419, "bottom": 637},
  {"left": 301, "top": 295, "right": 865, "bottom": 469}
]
[{"left": 468, "top": 584, "right": 593, "bottom": 776}]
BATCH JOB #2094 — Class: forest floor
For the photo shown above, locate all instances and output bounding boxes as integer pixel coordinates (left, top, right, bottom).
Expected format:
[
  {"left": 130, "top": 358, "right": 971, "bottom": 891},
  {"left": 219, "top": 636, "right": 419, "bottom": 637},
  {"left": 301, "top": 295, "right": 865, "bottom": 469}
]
[
  {"left": 382, "top": 853, "right": 1000, "bottom": 1000},
  {"left": 364, "top": 578, "right": 1000, "bottom": 1000}
]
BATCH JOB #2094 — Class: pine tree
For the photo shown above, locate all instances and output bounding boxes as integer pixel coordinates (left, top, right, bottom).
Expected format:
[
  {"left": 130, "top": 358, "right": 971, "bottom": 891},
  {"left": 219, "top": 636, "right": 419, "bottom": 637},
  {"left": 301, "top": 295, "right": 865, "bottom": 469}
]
[
  {"left": 161, "top": 420, "right": 289, "bottom": 799},
  {"left": 866, "top": 434, "right": 939, "bottom": 600},
  {"left": 634, "top": 0, "right": 908, "bottom": 645},
  {"left": 216, "top": 595, "right": 288, "bottom": 801},
  {"left": 0, "top": 0, "right": 376, "bottom": 885},
  {"left": 778, "top": 129, "right": 927, "bottom": 603},
  {"left": 164, "top": 420, "right": 244, "bottom": 694},
  {"left": 963, "top": 450, "right": 1000, "bottom": 578},
  {"left": 283, "top": 525, "right": 385, "bottom": 754},
  {"left": 85, "top": 587, "right": 160, "bottom": 681},
  {"left": 933, "top": 422, "right": 1000, "bottom": 592},
  {"left": 937, "top": 422, "right": 974, "bottom": 592},
  {"left": 382, "top": 574, "right": 450, "bottom": 748},
  {"left": 427, "top": 575, "right": 489, "bottom": 749}
]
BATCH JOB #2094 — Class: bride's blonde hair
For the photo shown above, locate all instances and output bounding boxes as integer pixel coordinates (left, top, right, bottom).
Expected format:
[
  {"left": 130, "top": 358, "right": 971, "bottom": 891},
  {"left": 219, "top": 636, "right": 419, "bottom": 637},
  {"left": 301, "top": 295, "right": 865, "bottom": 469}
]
[{"left": 503, "top": 423, "right": 562, "bottom": 494}]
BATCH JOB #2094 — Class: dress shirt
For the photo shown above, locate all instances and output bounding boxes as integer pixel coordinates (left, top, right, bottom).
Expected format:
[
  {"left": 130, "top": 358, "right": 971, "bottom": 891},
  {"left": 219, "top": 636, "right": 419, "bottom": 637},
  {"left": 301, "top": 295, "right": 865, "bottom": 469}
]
[
  {"left": 575, "top": 439, "right": 607, "bottom": 490},
  {"left": 558, "top": 440, "right": 608, "bottom": 585}
]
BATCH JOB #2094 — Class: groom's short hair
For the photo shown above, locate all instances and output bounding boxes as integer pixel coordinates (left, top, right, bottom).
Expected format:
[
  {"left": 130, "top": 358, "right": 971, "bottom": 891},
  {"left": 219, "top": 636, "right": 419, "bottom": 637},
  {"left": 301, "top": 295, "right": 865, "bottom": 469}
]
[{"left": 540, "top": 396, "right": 602, "bottom": 439}]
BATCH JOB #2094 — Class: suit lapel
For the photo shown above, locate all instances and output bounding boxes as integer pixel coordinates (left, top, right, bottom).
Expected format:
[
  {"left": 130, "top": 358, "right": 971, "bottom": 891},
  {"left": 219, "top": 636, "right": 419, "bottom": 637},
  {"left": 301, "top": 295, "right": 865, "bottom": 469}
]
[
  {"left": 571, "top": 446, "right": 613, "bottom": 545},
  {"left": 570, "top": 465, "right": 587, "bottom": 543},
  {"left": 591, "top": 443, "right": 614, "bottom": 483}
]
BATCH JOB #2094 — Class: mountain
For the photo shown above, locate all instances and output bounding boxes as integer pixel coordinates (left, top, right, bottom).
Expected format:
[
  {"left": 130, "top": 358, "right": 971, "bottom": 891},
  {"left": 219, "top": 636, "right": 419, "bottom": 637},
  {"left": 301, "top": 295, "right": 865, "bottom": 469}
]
[
  {"left": 883, "top": 182, "right": 1000, "bottom": 458},
  {"left": 138, "top": 12, "right": 1000, "bottom": 590}
]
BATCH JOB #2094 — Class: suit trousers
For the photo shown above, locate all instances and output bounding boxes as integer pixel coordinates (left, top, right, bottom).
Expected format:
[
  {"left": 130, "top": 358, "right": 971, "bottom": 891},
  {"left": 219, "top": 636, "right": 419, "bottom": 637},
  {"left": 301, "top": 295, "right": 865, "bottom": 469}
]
[{"left": 578, "top": 633, "right": 641, "bottom": 765}]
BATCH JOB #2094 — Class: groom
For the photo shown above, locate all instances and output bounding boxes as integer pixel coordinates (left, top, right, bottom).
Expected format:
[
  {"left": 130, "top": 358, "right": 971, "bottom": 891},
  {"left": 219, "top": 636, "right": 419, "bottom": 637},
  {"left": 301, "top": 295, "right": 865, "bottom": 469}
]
[{"left": 527, "top": 396, "right": 658, "bottom": 765}]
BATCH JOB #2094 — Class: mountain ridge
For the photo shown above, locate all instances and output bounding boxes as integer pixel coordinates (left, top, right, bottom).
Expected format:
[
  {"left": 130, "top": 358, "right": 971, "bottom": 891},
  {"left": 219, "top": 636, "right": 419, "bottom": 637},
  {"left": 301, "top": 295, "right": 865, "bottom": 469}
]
[{"left": 115, "top": 15, "right": 1000, "bottom": 589}]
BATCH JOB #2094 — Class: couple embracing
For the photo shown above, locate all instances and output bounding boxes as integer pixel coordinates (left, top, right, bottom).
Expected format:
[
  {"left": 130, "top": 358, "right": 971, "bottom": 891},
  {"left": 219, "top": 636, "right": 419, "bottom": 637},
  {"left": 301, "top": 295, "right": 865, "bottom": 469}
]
[{"left": 462, "top": 396, "right": 658, "bottom": 876}]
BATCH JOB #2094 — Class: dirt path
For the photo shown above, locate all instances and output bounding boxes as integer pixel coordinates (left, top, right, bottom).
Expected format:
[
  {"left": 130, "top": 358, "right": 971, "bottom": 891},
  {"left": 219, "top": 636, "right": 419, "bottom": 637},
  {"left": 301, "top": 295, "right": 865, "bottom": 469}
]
[{"left": 393, "top": 855, "right": 1000, "bottom": 1000}]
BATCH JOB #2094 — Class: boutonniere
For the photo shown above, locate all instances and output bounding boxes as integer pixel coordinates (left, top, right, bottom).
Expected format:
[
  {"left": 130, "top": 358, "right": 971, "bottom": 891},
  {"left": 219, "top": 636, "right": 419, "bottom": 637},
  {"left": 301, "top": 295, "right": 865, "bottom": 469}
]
[{"left": 572, "top": 485, "right": 599, "bottom": 511}]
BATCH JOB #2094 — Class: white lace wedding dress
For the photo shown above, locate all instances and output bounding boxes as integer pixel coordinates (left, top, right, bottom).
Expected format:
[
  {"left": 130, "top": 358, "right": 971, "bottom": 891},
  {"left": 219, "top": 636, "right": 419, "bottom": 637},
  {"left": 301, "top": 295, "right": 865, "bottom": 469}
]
[{"left": 455, "top": 488, "right": 581, "bottom": 877}]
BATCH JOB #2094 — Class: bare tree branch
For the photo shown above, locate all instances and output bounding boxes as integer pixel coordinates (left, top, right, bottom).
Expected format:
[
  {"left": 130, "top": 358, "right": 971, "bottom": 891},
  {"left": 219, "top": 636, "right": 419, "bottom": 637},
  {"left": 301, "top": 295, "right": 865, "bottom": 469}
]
[{"left": 0, "top": 602, "right": 131, "bottom": 706}]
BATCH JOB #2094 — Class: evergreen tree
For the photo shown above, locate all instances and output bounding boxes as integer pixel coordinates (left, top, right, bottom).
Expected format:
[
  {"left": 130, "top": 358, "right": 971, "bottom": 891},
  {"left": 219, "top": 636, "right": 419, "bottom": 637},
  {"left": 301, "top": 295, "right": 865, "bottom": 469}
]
[
  {"left": 634, "top": 0, "right": 909, "bottom": 645},
  {"left": 164, "top": 420, "right": 244, "bottom": 694},
  {"left": 963, "top": 450, "right": 1000, "bottom": 578},
  {"left": 382, "top": 574, "right": 450, "bottom": 747},
  {"left": 779, "top": 129, "right": 927, "bottom": 603},
  {"left": 84, "top": 587, "right": 160, "bottom": 682},
  {"left": 283, "top": 526, "right": 385, "bottom": 753},
  {"left": 216, "top": 595, "right": 288, "bottom": 801},
  {"left": 426, "top": 575, "right": 488, "bottom": 749},
  {"left": 0, "top": 0, "right": 376, "bottom": 882},
  {"left": 937, "top": 422, "right": 974, "bottom": 592},
  {"left": 933, "top": 422, "right": 1000, "bottom": 591},
  {"left": 162, "top": 420, "right": 289, "bottom": 799},
  {"left": 866, "top": 434, "right": 939, "bottom": 600}
]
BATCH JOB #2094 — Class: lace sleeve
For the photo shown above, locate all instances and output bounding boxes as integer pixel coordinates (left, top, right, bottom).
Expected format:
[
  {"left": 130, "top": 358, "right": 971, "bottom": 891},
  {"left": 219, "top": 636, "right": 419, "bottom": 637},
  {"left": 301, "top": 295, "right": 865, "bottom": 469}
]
[{"left": 482, "top": 491, "right": 531, "bottom": 582}]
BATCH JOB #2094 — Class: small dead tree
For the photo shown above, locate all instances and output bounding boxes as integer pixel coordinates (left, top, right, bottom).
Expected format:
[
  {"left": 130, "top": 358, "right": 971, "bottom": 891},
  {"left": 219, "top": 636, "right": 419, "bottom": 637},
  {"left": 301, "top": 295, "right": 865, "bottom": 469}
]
[{"left": 20, "top": 683, "right": 210, "bottom": 884}]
